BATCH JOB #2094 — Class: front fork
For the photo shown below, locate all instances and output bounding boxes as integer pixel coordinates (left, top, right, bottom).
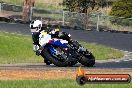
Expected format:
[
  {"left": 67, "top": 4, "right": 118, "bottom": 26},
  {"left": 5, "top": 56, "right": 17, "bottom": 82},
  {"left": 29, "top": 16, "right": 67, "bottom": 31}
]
[{"left": 33, "top": 45, "right": 39, "bottom": 52}]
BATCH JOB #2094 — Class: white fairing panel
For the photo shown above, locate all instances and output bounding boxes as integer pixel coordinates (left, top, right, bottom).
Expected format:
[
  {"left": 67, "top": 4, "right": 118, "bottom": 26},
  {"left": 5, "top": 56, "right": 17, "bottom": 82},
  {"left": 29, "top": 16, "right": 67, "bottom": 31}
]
[
  {"left": 39, "top": 33, "right": 51, "bottom": 46},
  {"left": 60, "top": 40, "right": 68, "bottom": 44}
]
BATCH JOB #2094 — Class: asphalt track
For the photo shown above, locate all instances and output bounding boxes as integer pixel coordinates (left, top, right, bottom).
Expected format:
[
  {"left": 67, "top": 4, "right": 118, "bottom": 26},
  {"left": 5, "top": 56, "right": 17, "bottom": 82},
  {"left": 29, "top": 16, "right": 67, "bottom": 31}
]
[
  {"left": 0, "top": 22, "right": 132, "bottom": 69},
  {"left": 0, "top": 22, "right": 132, "bottom": 51}
]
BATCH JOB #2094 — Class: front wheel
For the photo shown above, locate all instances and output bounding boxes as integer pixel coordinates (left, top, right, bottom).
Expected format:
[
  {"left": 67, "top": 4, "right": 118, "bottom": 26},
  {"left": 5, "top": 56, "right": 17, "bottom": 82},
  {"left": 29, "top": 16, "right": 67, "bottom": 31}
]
[
  {"left": 44, "top": 60, "right": 52, "bottom": 65},
  {"left": 41, "top": 53, "right": 52, "bottom": 65},
  {"left": 42, "top": 47, "right": 76, "bottom": 67},
  {"left": 79, "top": 53, "right": 95, "bottom": 67}
]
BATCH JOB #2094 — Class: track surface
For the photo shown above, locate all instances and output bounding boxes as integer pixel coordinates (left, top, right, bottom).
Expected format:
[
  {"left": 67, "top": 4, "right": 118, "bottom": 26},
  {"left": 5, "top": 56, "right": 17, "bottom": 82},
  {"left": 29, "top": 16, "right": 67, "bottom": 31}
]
[
  {"left": 0, "top": 62, "right": 132, "bottom": 70},
  {"left": 0, "top": 22, "right": 132, "bottom": 69},
  {"left": 0, "top": 22, "right": 132, "bottom": 51}
]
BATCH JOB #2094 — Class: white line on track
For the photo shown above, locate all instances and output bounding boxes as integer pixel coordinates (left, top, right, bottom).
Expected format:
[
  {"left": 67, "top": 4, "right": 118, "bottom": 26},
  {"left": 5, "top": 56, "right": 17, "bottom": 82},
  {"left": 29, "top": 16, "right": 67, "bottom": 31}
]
[{"left": 114, "top": 60, "right": 120, "bottom": 62}]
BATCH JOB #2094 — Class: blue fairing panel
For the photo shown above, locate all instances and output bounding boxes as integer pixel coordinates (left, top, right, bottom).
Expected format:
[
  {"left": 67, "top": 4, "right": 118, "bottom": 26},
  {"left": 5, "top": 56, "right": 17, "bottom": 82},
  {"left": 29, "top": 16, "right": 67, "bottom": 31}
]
[
  {"left": 49, "top": 41, "right": 68, "bottom": 48},
  {"left": 48, "top": 46, "right": 57, "bottom": 56}
]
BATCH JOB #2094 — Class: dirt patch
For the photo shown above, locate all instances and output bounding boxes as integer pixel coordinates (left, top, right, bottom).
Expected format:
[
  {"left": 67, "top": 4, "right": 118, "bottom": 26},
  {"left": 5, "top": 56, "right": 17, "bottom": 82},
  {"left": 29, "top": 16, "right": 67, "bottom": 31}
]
[
  {"left": 0, "top": 11, "right": 22, "bottom": 17},
  {"left": 0, "top": 69, "right": 75, "bottom": 80},
  {"left": 0, "top": 69, "right": 132, "bottom": 80},
  {"left": 0, "top": 12, "right": 10, "bottom": 17}
]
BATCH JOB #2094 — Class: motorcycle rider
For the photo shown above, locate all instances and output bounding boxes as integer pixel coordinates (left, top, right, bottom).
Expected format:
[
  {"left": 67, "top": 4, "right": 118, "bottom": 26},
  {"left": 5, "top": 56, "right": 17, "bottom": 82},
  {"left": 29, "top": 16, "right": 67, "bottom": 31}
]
[
  {"left": 30, "top": 20, "right": 63, "bottom": 55},
  {"left": 30, "top": 20, "right": 42, "bottom": 52},
  {"left": 30, "top": 20, "right": 84, "bottom": 56}
]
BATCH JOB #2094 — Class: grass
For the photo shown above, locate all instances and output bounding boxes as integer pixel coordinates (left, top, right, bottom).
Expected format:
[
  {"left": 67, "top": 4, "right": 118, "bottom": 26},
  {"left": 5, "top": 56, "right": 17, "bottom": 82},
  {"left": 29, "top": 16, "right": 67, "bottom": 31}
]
[
  {"left": 34, "top": 13, "right": 63, "bottom": 20},
  {"left": 81, "top": 42, "right": 124, "bottom": 60},
  {"left": 0, "top": 0, "right": 64, "bottom": 20},
  {"left": 34, "top": 2, "right": 63, "bottom": 11},
  {"left": 0, "top": 0, "right": 22, "bottom": 5},
  {"left": 0, "top": 32, "right": 124, "bottom": 64},
  {"left": 0, "top": 0, "right": 63, "bottom": 10},
  {"left": 0, "top": 32, "right": 42, "bottom": 64},
  {"left": 89, "top": 15, "right": 132, "bottom": 32},
  {"left": 0, "top": 79, "right": 131, "bottom": 88},
  {"left": 1, "top": 11, "right": 63, "bottom": 21}
]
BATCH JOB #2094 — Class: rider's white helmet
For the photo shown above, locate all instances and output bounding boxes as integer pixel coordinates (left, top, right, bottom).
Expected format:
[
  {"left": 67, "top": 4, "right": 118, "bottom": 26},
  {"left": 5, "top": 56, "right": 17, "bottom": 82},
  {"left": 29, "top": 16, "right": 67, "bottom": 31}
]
[{"left": 30, "top": 20, "right": 42, "bottom": 30}]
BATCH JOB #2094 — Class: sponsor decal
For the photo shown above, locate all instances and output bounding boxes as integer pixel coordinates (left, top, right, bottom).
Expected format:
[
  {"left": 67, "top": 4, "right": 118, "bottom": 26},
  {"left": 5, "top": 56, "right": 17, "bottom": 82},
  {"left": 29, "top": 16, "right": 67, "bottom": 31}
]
[{"left": 76, "top": 67, "right": 131, "bottom": 85}]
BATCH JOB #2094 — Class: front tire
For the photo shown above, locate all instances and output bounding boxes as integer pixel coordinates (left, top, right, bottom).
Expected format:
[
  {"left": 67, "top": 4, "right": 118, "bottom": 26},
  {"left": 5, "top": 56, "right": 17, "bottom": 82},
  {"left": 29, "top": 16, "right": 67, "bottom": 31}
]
[
  {"left": 44, "top": 60, "right": 52, "bottom": 65},
  {"left": 41, "top": 53, "right": 52, "bottom": 65},
  {"left": 42, "top": 47, "right": 72, "bottom": 67}
]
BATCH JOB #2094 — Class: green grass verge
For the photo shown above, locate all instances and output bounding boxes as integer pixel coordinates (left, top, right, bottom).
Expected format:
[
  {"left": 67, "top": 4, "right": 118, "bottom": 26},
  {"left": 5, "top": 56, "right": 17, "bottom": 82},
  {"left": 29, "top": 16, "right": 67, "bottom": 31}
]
[
  {"left": 34, "top": 2, "right": 63, "bottom": 11},
  {"left": 81, "top": 42, "right": 124, "bottom": 60},
  {"left": 0, "top": 32, "right": 124, "bottom": 64},
  {"left": 0, "top": 0, "right": 22, "bottom": 5},
  {"left": 34, "top": 13, "right": 63, "bottom": 20},
  {"left": 0, "top": 79, "right": 131, "bottom": 88},
  {"left": 0, "top": 32, "right": 42, "bottom": 64},
  {"left": 0, "top": 0, "right": 63, "bottom": 10}
]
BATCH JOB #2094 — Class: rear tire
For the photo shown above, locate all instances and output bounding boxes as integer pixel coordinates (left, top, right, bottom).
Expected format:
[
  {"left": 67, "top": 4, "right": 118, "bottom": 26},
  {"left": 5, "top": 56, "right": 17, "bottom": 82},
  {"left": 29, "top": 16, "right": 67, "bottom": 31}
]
[{"left": 79, "top": 53, "right": 95, "bottom": 67}]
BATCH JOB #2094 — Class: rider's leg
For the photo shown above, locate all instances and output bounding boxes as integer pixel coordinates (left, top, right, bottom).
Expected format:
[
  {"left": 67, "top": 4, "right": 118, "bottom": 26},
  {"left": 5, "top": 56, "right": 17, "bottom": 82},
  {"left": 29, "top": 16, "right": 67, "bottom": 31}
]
[
  {"left": 36, "top": 43, "right": 46, "bottom": 56},
  {"left": 32, "top": 32, "right": 40, "bottom": 52}
]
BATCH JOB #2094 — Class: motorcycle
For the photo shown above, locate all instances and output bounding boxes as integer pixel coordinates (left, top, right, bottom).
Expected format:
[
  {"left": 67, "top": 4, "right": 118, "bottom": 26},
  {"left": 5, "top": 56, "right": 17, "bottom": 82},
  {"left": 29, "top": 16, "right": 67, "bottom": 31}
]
[
  {"left": 39, "top": 30, "right": 76, "bottom": 67},
  {"left": 59, "top": 32, "right": 95, "bottom": 67},
  {"left": 34, "top": 25, "right": 95, "bottom": 67}
]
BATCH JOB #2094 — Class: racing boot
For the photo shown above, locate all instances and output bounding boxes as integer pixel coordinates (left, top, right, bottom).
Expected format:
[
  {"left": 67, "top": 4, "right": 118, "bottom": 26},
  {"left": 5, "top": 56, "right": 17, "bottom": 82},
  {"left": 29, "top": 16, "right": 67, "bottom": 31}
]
[
  {"left": 36, "top": 46, "right": 44, "bottom": 56},
  {"left": 33, "top": 44, "right": 39, "bottom": 52}
]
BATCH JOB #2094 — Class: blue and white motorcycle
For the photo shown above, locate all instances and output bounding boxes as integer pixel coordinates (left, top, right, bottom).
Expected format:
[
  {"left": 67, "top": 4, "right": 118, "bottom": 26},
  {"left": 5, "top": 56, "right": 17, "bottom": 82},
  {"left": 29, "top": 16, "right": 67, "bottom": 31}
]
[
  {"left": 37, "top": 30, "right": 95, "bottom": 67},
  {"left": 38, "top": 30, "right": 76, "bottom": 67}
]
